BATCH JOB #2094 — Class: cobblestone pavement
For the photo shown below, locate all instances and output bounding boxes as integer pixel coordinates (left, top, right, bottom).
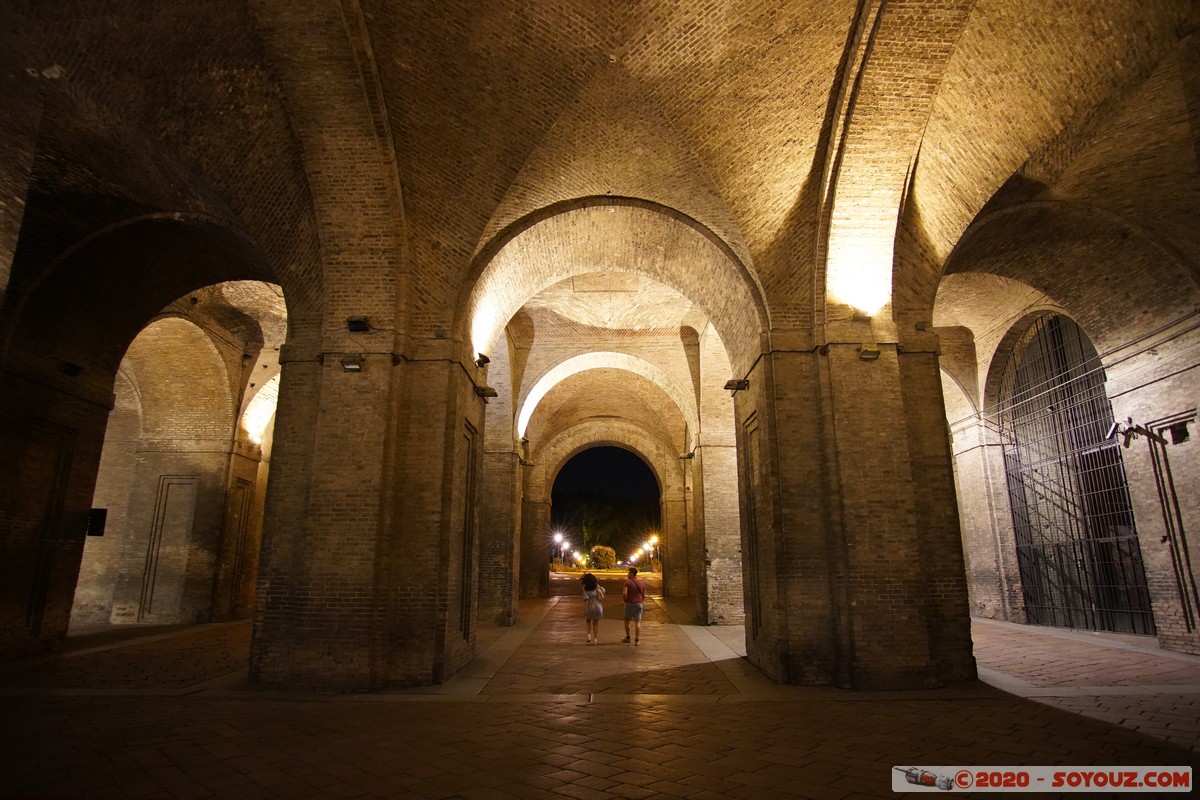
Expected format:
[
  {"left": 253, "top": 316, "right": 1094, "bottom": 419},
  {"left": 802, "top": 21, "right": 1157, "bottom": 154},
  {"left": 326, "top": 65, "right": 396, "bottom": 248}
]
[{"left": 1, "top": 574, "right": 1196, "bottom": 799}]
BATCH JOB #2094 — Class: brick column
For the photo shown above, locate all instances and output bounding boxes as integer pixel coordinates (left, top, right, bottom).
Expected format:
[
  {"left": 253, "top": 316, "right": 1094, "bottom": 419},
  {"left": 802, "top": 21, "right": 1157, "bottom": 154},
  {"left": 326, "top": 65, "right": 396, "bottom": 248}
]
[
  {"left": 478, "top": 449, "right": 519, "bottom": 624},
  {"left": 520, "top": 498, "right": 551, "bottom": 598},
  {"left": 477, "top": 335, "right": 519, "bottom": 626},
  {"left": 251, "top": 346, "right": 393, "bottom": 689},
  {"left": 737, "top": 330, "right": 974, "bottom": 688},
  {"left": 951, "top": 416, "right": 1023, "bottom": 622},
  {"left": 0, "top": 373, "right": 109, "bottom": 658},
  {"left": 661, "top": 496, "right": 689, "bottom": 598},
  {"left": 695, "top": 442, "right": 743, "bottom": 624}
]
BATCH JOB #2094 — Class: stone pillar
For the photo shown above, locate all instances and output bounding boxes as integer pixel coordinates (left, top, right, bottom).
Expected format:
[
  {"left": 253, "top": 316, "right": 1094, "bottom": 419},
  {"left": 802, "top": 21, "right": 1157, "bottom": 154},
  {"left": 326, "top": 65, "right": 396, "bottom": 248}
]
[
  {"left": 520, "top": 497, "right": 551, "bottom": 598},
  {"left": 251, "top": 346, "right": 395, "bottom": 689},
  {"left": 696, "top": 442, "right": 743, "bottom": 624},
  {"left": 951, "top": 415, "right": 1023, "bottom": 622},
  {"left": 0, "top": 373, "right": 109, "bottom": 658},
  {"left": 736, "top": 325, "right": 974, "bottom": 688},
  {"left": 662, "top": 495, "right": 689, "bottom": 598},
  {"left": 737, "top": 347, "right": 838, "bottom": 685},
  {"left": 479, "top": 449, "right": 519, "bottom": 624},
  {"left": 696, "top": 324, "right": 743, "bottom": 624},
  {"left": 477, "top": 334, "right": 519, "bottom": 625},
  {"left": 897, "top": 345, "right": 975, "bottom": 683}
]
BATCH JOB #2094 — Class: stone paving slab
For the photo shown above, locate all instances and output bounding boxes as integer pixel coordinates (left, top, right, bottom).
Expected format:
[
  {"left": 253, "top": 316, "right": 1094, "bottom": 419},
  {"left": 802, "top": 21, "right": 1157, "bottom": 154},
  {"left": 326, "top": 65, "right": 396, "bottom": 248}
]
[{"left": 1, "top": 593, "right": 1199, "bottom": 798}]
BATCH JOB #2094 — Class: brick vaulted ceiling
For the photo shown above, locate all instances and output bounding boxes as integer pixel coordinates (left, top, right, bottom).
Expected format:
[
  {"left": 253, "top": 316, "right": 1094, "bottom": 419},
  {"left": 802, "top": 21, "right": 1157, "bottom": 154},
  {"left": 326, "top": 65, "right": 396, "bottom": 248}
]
[
  {"left": 356, "top": 0, "right": 1193, "bottom": 335},
  {"left": 4, "top": 1, "right": 1195, "bottom": 402}
]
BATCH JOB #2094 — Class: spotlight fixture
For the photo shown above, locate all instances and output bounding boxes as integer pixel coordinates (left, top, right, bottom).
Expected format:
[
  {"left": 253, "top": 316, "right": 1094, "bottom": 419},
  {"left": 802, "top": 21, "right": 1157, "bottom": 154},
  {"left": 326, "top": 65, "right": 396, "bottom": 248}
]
[
  {"left": 340, "top": 355, "right": 364, "bottom": 372},
  {"left": 474, "top": 386, "right": 498, "bottom": 398},
  {"left": 475, "top": 353, "right": 490, "bottom": 367},
  {"left": 1113, "top": 417, "right": 1169, "bottom": 448},
  {"left": 346, "top": 316, "right": 370, "bottom": 333},
  {"left": 724, "top": 379, "right": 749, "bottom": 392},
  {"left": 858, "top": 345, "right": 881, "bottom": 361}
]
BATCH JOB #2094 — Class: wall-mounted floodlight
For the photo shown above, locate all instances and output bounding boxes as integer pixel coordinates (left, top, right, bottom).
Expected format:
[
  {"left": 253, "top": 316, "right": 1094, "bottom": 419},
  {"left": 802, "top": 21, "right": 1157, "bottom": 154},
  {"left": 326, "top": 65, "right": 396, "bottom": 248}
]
[
  {"left": 474, "top": 386, "right": 498, "bottom": 398},
  {"left": 1111, "top": 417, "right": 1169, "bottom": 448},
  {"left": 724, "top": 379, "right": 749, "bottom": 391},
  {"left": 475, "top": 353, "right": 490, "bottom": 367},
  {"left": 340, "top": 355, "right": 364, "bottom": 372},
  {"left": 346, "top": 316, "right": 370, "bottom": 333},
  {"left": 858, "top": 345, "right": 881, "bottom": 361}
]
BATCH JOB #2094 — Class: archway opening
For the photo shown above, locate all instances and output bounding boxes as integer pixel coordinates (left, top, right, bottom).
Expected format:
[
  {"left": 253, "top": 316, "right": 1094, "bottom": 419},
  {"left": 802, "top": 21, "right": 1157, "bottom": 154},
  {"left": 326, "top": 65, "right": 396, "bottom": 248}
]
[
  {"left": 996, "top": 313, "right": 1154, "bottom": 635},
  {"left": 466, "top": 200, "right": 753, "bottom": 628},
  {"left": 550, "top": 446, "right": 661, "bottom": 580},
  {"left": 70, "top": 280, "right": 285, "bottom": 630}
]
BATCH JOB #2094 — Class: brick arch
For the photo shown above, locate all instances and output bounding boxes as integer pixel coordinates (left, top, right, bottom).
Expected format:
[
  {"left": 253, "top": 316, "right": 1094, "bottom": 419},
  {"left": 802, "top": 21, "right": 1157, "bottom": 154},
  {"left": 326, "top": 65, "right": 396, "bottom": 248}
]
[
  {"left": 460, "top": 197, "right": 767, "bottom": 377},
  {"left": 526, "top": 419, "right": 683, "bottom": 507},
  {"left": 980, "top": 308, "right": 1082, "bottom": 415},
  {"left": 945, "top": 200, "right": 1200, "bottom": 355},
  {"left": 71, "top": 315, "right": 236, "bottom": 627},
  {"left": 517, "top": 352, "right": 698, "bottom": 449},
  {"left": 910, "top": 0, "right": 1190, "bottom": 276},
  {"left": 1, "top": 214, "right": 301, "bottom": 389},
  {"left": 821, "top": 0, "right": 976, "bottom": 320},
  {"left": 127, "top": 316, "right": 235, "bottom": 442},
  {"left": 940, "top": 366, "right": 977, "bottom": 422}
]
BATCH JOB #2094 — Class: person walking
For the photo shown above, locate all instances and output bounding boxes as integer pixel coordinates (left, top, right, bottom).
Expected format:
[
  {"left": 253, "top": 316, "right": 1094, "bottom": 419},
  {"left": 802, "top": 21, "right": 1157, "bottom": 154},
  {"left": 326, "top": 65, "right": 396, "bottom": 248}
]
[
  {"left": 621, "top": 566, "right": 647, "bottom": 645},
  {"left": 581, "top": 572, "right": 605, "bottom": 644}
]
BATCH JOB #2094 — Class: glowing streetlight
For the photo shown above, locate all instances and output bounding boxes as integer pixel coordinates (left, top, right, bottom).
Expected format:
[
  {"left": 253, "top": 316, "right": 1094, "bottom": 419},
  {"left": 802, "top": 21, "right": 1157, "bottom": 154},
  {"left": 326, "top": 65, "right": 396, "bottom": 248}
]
[{"left": 552, "top": 531, "right": 567, "bottom": 569}]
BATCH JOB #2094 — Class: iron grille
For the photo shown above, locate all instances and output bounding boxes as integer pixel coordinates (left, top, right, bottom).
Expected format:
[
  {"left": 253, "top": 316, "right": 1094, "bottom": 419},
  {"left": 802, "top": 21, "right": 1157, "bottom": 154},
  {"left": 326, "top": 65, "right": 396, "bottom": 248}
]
[{"left": 997, "top": 315, "right": 1155, "bottom": 635}]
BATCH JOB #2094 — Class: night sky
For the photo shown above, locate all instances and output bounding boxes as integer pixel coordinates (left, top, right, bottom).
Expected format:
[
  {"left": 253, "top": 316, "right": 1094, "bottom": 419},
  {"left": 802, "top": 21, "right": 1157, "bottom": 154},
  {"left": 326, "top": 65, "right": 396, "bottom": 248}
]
[{"left": 552, "top": 446, "right": 659, "bottom": 500}]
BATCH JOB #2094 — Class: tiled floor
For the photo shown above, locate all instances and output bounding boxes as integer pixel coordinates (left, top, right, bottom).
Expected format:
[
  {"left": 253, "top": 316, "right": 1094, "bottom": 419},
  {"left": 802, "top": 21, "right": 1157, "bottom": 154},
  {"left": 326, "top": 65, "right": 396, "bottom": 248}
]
[{"left": 1, "top": 573, "right": 1196, "bottom": 799}]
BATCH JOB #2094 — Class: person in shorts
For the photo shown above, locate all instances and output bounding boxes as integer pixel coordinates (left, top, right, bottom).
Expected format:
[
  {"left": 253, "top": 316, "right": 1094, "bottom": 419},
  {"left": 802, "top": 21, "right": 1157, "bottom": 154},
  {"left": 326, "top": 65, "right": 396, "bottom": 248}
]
[
  {"left": 581, "top": 572, "right": 605, "bottom": 644},
  {"left": 622, "top": 567, "right": 647, "bottom": 645}
]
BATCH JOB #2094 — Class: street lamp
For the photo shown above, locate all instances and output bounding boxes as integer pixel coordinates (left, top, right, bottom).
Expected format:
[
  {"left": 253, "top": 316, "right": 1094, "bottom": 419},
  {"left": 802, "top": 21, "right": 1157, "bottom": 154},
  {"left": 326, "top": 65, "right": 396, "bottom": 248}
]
[
  {"left": 553, "top": 532, "right": 564, "bottom": 570},
  {"left": 646, "top": 534, "right": 659, "bottom": 571}
]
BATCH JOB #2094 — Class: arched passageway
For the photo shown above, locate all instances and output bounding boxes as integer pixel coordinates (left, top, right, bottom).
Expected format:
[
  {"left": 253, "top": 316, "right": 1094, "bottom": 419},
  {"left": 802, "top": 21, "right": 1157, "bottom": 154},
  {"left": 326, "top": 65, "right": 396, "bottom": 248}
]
[
  {"left": 466, "top": 201, "right": 752, "bottom": 640},
  {"left": 70, "top": 281, "right": 286, "bottom": 630},
  {"left": 550, "top": 446, "right": 660, "bottom": 572},
  {"left": 4, "top": 0, "right": 1198, "bottom": 698}
]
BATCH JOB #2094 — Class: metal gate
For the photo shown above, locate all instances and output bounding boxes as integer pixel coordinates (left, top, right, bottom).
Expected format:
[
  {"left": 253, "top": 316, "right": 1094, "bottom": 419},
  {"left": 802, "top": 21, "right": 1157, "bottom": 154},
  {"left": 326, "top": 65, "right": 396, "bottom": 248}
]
[{"left": 997, "top": 315, "right": 1155, "bottom": 635}]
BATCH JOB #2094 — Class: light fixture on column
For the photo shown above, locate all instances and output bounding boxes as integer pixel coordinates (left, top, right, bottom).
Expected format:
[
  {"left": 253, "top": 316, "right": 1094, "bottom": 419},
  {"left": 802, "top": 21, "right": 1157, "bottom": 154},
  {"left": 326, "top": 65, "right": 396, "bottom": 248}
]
[
  {"left": 858, "top": 345, "right": 881, "bottom": 361},
  {"left": 724, "top": 379, "right": 749, "bottom": 392},
  {"left": 340, "top": 355, "right": 364, "bottom": 372},
  {"left": 346, "top": 316, "right": 370, "bottom": 333},
  {"left": 1110, "top": 417, "right": 1169, "bottom": 448},
  {"left": 475, "top": 353, "right": 490, "bottom": 367},
  {"left": 474, "top": 385, "right": 498, "bottom": 398}
]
